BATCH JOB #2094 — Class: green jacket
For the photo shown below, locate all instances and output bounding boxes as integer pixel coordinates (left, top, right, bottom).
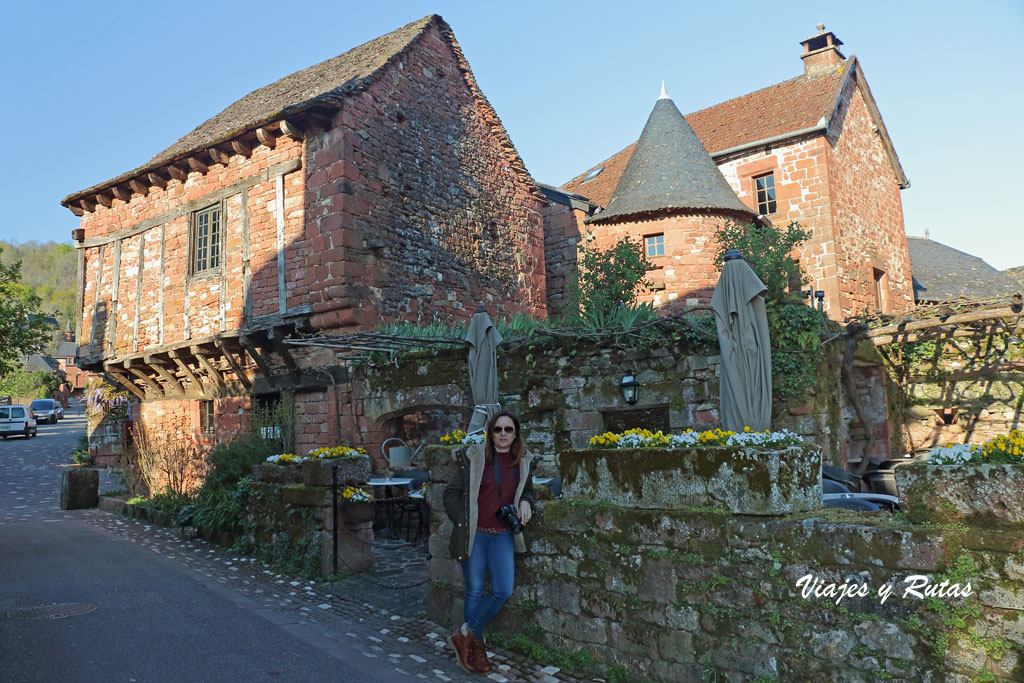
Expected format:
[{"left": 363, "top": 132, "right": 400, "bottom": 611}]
[{"left": 442, "top": 444, "right": 537, "bottom": 562}]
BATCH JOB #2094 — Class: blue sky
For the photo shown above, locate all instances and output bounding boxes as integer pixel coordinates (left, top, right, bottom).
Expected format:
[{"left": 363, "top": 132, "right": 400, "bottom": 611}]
[{"left": 2, "top": 0, "right": 1022, "bottom": 270}]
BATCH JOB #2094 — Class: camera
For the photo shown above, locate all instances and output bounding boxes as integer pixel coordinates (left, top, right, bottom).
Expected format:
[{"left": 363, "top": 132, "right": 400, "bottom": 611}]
[{"left": 496, "top": 504, "right": 524, "bottom": 534}]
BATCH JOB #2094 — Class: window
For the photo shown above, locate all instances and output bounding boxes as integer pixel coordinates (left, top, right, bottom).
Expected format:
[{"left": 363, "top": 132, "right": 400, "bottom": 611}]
[
  {"left": 190, "top": 204, "right": 222, "bottom": 274},
  {"left": 200, "top": 400, "right": 216, "bottom": 434},
  {"left": 581, "top": 166, "right": 604, "bottom": 183},
  {"left": 645, "top": 234, "right": 665, "bottom": 258},
  {"left": 873, "top": 268, "right": 887, "bottom": 312},
  {"left": 754, "top": 173, "right": 777, "bottom": 215}
]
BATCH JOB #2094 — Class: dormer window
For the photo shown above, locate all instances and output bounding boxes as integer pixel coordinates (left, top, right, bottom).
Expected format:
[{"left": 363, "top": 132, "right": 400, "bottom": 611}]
[
  {"left": 754, "top": 173, "right": 777, "bottom": 215},
  {"left": 581, "top": 166, "right": 604, "bottom": 183}
]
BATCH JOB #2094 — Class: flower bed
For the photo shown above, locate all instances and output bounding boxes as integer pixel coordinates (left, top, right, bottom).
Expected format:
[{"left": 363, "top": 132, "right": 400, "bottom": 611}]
[
  {"left": 253, "top": 446, "right": 370, "bottom": 486},
  {"left": 439, "top": 429, "right": 485, "bottom": 445},
  {"left": 564, "top": 429, "right": 820, "bottom": 515},
  {"left": 896, "top": 430, "right": 1024, "bottom": 528}
]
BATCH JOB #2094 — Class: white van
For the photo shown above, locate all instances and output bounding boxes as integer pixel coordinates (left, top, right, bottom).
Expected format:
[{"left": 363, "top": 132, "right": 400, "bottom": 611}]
[{"left": 0, "top": 405, "right": 38, "bottom": 439}]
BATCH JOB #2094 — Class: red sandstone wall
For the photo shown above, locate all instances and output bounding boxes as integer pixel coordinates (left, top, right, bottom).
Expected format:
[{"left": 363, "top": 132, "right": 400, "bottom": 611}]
[
  {"left": 543, "top": 202, "right": 587, "bottom": 316},
  {"left": 303, "top": 23, "right": 548, "bottom": 331},
  {"left": 77, "top": 140, "right": 305, "bottom": 357},
  {"left": 827, "top": 81, "right": 913, "bottom": 315}
]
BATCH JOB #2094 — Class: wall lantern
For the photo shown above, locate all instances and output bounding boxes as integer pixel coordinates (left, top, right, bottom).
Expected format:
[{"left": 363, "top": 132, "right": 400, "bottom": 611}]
[{"left": 620, "top": 372, "right": 640, "bottom": 405}]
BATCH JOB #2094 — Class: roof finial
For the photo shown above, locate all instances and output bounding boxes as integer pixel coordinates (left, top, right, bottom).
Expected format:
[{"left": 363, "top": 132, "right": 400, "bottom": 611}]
[
  {"left": 658, "top": 80, "right": 670, "bottom": 101},
  {"left": 925, "top": 228, "right": 930, "bottom": 239},
  {"left": 817, "top": 23, "right": 825, "bottom": 34}
]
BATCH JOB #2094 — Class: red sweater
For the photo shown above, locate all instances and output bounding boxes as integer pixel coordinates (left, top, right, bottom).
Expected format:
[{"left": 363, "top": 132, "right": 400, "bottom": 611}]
[{"left": 476, "top": 451, "right": 518, "bottom": 531}]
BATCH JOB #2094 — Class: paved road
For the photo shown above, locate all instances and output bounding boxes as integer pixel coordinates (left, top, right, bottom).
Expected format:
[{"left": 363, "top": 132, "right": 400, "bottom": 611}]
[{"left": 0, "top": 401, "right": 574, "bottom": 683}]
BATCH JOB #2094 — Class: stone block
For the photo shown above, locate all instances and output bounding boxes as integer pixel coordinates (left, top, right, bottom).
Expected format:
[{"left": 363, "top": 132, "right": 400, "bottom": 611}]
[
  {"left": 281, "top": 484, "right": 329, "bottom": 507},
  {"left": 300, "top": 457, "right": 370, "bottom": 486},
  {"left": 320, "top": 525, "right": 373, "bottom": 578},
  {"left": 561, "top": 445, "right": 821, "bottom": 515},
  {"left": 896, "top": 463, "right": 1024, "bottom": 529},
  {"left": 61, "top": 468, "right": 98, "bottom": 510}
]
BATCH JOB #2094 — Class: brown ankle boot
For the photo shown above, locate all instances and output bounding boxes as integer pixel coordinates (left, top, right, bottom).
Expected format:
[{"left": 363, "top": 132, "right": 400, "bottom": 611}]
[
  {"left": 469, "top": 634, "right": 492, "bottom": 674},
  {"left": 447, "top": 629, "right": 476, "bottom": 673}
]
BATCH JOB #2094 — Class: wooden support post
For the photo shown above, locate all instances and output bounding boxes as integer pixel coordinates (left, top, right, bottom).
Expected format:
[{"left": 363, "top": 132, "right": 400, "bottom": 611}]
[
  {"left": 111, "top": 185, "right": 132, "bottom": 201},
  {"left": 168, "top": 164, "right": 188, "bottom": 182},
  {"left": 191, "top": 345, "right": 227, "bottom": 393},
  {"left": 147, "top": 172, "right": 168, "bottom": 188},
  {"left": 214, "top": 339, "right": 253, "bottom": 389},
  {"left": 144, "top": 355, "right": 185, "bottom": 395},
  {"left": 208, "top": 147, "right": 231, "bottom": 165},
  {"left": 255, "top": 127, "right": 277, "bottom": 148},
  {"left": 169, "top": 348, "right": 203, "bottom": 394},
  {"left": 279, "top": 119, "right": 304, "bottom": 140},
  {"left": 103, "top": 369, "right": 146, "bottom": 400},
  {"left": 95, "top": 192, "right": 113, "bottom": 208},
  {"left": 129, "top": 179, "right": 149, "bottom": 196},
  {"left": 239, "top": 334, "right": 275, "bottom": 383},
  {"left": 231, "top": 140, "right": 252, "bottom": 157},
  {"left": 124, "top": 360, "right": 164, "bottom": 396},
  {"left": 187, "top": 156, "right": 209, "bottom": 174},
  {"left": 267, "top": 327, "right": 300, "bottom": 382}
]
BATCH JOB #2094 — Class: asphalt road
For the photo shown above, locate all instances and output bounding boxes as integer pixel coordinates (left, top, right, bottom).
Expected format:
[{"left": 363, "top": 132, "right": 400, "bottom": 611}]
[{"left": 0, "top": 400, "right": 442, "bottom": 683}]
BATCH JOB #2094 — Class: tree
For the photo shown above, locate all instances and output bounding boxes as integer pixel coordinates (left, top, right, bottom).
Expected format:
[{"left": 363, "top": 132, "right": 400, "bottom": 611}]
[
  {"left": 570, "top": 235, "right": 653, "bottom": 328},
  {"left": 0, "top": 246, "right": 51, "bottom": 377},
  {"left": 712, "top": 220, "right": 811, "bottom": 305}
]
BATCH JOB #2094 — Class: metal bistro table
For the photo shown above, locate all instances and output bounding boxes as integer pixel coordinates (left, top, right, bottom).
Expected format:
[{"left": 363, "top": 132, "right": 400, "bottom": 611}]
[{"left": 367, "top": 477, "right": 414, "bottom": 534}]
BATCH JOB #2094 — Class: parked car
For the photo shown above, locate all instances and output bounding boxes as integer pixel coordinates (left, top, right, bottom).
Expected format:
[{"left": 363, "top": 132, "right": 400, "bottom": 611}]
[
  {"left": 0, "top": 404, "right": 37, "bottom": 438},
  {"left": 30, "top": 398, "right": 59, "bottom": 424},
  {"left": 55, "top": 402, "right": 64, "bottom": 420}
]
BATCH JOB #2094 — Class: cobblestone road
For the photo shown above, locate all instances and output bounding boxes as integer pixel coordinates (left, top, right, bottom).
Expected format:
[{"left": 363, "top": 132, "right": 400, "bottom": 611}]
[{"left": 0, "top": 402, "right": 590, "bottom": 682}]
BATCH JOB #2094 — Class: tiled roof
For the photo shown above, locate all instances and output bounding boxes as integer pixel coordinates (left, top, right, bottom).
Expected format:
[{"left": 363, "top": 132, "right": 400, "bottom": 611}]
[
  {"left": 23, "top": 354, "right": 58, "bottom": 374},
  {"left": 908, "top": 237, "right": 1022, "bottom": 302},
  {"left": 588, "top": 96, "right": 754, "bottom": 224},
  {"left": 562, "top": 63, "right": 849, "bottom": 207},
  {"left": 1003, "top": 266, "right": 1024, "bottom": 289},
  {"left": 65, "top": 15, "right": 439, "bottom": 203}
]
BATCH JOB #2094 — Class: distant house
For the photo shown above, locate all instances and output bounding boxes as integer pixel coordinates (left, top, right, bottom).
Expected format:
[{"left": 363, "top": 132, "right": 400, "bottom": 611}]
[
  {"left": 907, "top": 237, "right": 1022, "bottom": 303},
  {"left": 554, "top": 25, "right": 913, "bottom": 318}
]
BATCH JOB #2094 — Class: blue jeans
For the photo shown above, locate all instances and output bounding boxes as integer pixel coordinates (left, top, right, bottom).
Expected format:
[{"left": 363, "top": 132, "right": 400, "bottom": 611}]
[{"left": 462, "top": 530, "right": 515, "bottom": 637}]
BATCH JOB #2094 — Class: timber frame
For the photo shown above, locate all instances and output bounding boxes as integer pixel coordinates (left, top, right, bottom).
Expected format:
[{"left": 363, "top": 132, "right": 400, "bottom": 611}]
[{"left": 85, "top": 312, "right": 317, "bottom": 401}]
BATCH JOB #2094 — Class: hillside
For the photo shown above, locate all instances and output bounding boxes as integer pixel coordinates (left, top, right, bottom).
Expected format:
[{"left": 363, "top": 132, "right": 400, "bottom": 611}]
[{"left": 0, "top": 240, "right": 77, "bottom": 333}]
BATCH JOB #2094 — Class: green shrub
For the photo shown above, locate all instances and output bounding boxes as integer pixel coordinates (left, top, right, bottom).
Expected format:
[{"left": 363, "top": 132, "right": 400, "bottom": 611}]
[
  {"left": 70, "top": 435, "right": 92, "bottom": 465},
  {"left": 569, "top": 235, "right": 652, "bottom": 328}
]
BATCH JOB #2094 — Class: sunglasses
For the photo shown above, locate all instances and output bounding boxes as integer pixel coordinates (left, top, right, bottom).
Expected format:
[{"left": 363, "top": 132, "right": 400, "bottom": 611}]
[{"left": 493, "top": 426, "right": 516, "bottom": 434}]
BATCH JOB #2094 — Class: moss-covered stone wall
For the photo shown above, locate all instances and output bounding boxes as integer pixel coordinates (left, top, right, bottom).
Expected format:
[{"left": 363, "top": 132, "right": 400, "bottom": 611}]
[
  {"left": 424, "top": 444, "right": 1023, "bottom": 681},
  {"left": 353, "top": 333, "right": 846, "bottom": 471}
]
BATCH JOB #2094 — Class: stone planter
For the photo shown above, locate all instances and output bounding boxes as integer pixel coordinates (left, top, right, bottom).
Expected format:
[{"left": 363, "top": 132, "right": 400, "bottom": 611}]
[
  {"left": 895, "top": 463, "right": 1024, "bottom": 528},
  {"left": 340, "top": 501, "right": 376, "bottom": 525},
  {"left": 561, "top": 445, "right": 821, "bottom": 515},
  {"left": 61, "top": 468, "right": 99, "bottom": 510},
  {"left": 252, "top": 456, "right": 371, "bottom": 486}
]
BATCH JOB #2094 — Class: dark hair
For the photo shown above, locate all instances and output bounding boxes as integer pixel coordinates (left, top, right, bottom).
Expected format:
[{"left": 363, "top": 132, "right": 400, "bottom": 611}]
[{"left": 485, "top": 411, "right": 524, "bottom": 465}]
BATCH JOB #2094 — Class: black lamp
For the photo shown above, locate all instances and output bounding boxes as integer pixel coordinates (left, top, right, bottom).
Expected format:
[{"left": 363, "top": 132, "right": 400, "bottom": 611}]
[{"left": 620, "top": 372, "right": 640, "bottom": 405}]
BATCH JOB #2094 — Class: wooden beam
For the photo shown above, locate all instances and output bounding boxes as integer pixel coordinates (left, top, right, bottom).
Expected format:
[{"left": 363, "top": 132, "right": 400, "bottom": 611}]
[
  {"left": 95, "top": 192, "right": 113, "bottom": 208},
  {"left": 208, "top": 147, "right": 231, "bottom": 165},
  {"left": 124, "top": 360, "right": 164, "bottom": 396},
  {"left": 239, "top": 334, "right": 275, "bottom": 382},
  {"left": 129, "top": 179, "right": 149, "bottom": 196},
  {"left": 79, "top": 198, "right": 96, "bottom": 213},
  {"left": 873, "top": 322, "right": 1022, "bottom": 346},
  {"left": 279, "top": 119, "right": 304, "bottom": 140},
  {"left": 191, "top": 345, "right": 227, "bottom": 393},
  {"left": 111, "top": 185, "right": 132, "bottom": 201},
  {"left": 214, "top": 339, "right": 253, "bottom": 389},
  {"left": 305, "top": 108, "right": 334, "bottom": 130},
  {"left": 187, "top": 156, "right": 209, "bottom": 174},
  {"left": 231, "top": 139, "right": 252, "bottom": 157},
  {"left": 255, "top": 127, "right": 277, "bottom": 149},
  {"left": 70, "top": 205, "right": 84, "bottom": 217},
  {"left": 144, "top": 355, "right": 185, "bottom": 395},
  {"left": 147, "top": 172, "right": 168, "bottom": 188},
  {"left": 168, "top": 348, "right": 203, "bottom": 394},
  {"left": 104, "top": 369, "right": 146, "bottom": 400},
  {"left": 868, "top": 306, "right": 1023, "bottom": 339},
  {"left": 267, "top": 328, "right": 300, "bottom": 381},
  {"left": 168, "top": 163, "right": 188, "bottom": 182}
]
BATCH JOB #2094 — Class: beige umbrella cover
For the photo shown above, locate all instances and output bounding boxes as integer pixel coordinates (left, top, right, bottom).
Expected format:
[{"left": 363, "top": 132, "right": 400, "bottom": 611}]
[
  {"left": 465, "top": 304, "right": 503, "bottom": 434},
  {"left": 710, "top": 255, "right": 773, "bottom": 432}
]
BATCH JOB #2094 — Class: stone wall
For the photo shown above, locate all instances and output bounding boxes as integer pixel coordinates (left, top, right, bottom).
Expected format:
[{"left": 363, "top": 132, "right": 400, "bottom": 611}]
[
  {"left": 542, "top": 200, "right": 586, "bottom": 318},
  {"left": 424, "top": 446, "right": 1024, "bottom": 681}
]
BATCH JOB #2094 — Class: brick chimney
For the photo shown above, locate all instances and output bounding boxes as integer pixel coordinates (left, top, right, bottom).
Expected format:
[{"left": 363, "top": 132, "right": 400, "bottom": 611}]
[{"left": 800, "top": 24, "right": 845, "bottom": 76}]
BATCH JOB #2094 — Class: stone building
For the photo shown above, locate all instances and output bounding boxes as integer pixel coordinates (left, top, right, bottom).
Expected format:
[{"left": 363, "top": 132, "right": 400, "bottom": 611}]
[
  {"left": 60, "top": 14, "right": 547, "bottom": 455},
  {"left": 556, "top": 26, "right": 913, "bottom": 318}
]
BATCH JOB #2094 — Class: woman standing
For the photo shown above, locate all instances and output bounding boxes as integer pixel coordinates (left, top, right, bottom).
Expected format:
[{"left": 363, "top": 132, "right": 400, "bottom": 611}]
[{"left": 443, "top": 411, "right": 535, "bottom": 674}]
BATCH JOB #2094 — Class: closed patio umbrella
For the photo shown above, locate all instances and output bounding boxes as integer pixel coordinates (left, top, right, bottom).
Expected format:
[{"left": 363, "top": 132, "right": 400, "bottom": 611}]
[
  {"left": 465, "top": 304, "right": 503, "bottom": 434},
  {"left": 710, "top": 251, "right": 772, "bottom": 433}
]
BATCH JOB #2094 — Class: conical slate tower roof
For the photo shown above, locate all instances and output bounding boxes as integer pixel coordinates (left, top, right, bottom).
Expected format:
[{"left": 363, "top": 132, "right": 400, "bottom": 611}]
[{"left": 588, "top": 89, "right": 756, "bottom": 224}]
